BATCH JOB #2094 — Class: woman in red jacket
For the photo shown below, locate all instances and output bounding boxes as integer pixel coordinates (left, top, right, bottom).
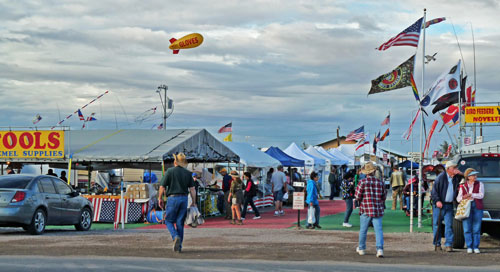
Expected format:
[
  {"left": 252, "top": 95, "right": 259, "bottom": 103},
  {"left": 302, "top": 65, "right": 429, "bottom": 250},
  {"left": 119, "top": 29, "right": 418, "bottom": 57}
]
[
  {"left": 457, "top": 168, "right": 484, "bottom": 254},
  {"left": 241, "top": 172, "right": 261, "bottom": 220}
]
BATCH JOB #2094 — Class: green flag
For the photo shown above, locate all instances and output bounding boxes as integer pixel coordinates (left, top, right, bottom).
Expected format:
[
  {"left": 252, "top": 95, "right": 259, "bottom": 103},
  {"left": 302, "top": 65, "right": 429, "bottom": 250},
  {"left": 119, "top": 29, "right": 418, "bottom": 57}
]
[{"left": 368, "top": 55, "right": 415, "bottom": 95}]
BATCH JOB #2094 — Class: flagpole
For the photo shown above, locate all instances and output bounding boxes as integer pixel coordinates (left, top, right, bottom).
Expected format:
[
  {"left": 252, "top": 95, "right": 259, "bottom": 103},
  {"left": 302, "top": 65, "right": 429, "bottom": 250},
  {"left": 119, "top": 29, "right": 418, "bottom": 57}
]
[
  {"left": 418, "top": 8, "right": 427, "bottom": 229},
  {"left": 471, "top": 23, "right": 477, "bottom": 143},
  {"left": 388, "top": 110, "right": 391, "bottom": 168}
]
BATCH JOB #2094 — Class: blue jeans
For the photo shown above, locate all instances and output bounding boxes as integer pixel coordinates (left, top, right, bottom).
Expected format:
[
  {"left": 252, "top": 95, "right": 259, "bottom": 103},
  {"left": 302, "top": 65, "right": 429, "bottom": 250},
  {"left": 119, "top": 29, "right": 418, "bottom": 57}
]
[
  {"left": 462, "top": 201, "right": 483, "bottom": 249},
  {"left": 329, "top": 183, "right": 336, "bottom": 200},
  {"left": 359, "top": 214, "right": 384, "bottom": 250},
  {"left": 432, "top": 203, "right": 454, "bottom": 247},
  {"left": 307, "top": 204, "right": 320, "bottom": 226},
  {"left": 404, "top": 195, "right": 417, "bottom": 211},
  {"left": 344, "top": 198, "right": 353, "bottom": 223},
  {"left": 165, "top": 195, "right": 188, "bottom": 247}
]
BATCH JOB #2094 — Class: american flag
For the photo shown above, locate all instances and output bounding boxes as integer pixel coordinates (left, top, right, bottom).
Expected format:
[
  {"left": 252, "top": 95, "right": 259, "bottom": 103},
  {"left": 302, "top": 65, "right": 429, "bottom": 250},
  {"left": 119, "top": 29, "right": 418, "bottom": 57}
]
[
  {"left": 218, "top": 122, "right": 232, "bottom": 133},
  {"left": 377, "top": 17, "right": 423, "bottom": 51},
  {"left": 380, "top": 114, "right": 390, "bottom": 126},
  {"left": 345, "top": 126, "right": 364, "bottom": 141}
]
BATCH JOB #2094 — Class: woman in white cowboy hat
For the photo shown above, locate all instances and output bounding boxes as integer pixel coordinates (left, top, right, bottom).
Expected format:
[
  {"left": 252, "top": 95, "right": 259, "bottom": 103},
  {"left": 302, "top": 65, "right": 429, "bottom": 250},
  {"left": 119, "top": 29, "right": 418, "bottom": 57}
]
[{"left": 457, "top": 168, "right": 484, "bottom": 254}]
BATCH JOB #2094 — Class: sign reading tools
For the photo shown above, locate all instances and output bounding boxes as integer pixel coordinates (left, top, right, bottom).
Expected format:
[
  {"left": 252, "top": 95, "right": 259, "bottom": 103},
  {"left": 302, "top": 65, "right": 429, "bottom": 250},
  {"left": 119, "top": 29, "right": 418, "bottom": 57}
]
[
  {"left": 465, "top": 106, "right": 500, "bottom": 123},
  {"left": 0, "top": 131, "right": 64, "bottom": 159}
]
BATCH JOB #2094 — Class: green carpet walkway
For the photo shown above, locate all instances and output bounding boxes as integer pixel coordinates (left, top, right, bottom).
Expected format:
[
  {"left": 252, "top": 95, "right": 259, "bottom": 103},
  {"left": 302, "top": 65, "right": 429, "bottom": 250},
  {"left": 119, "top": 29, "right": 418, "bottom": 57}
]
[{"left": 299, "top": 200, "right": 434, "bottom": 233}]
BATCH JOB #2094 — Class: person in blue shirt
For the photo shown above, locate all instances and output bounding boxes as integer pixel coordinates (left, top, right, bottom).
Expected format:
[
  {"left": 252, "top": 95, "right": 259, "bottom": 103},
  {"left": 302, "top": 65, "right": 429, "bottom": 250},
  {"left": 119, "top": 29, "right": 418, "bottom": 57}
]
[
  {"left": 306, "top": 171, "right": 321, "bottom": 229},
  {"left": 143, "top": 170, "right": 158, "bottom": 183}
]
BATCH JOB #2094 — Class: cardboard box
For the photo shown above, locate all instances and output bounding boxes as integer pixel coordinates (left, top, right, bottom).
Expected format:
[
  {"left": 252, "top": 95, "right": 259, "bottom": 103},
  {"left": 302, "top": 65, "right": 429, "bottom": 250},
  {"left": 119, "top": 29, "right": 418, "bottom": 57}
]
[
  {"left": 133, "top": 191, "right": 140, "bottom": 199},
  {"left": 139, "top": 184, "right": 147, "bottom": 191},
  {"left": 139, "top": 190, "right": 149, "bottom": 199}
]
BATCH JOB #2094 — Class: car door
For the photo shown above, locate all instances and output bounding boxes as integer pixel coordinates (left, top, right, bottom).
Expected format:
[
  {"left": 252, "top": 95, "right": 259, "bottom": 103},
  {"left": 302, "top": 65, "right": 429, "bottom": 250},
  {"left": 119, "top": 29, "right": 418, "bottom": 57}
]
[
  {"left": 38, "top": 178, "right": 62, "bottom": 224},
  {"left": 53, "top": 178, "right": 81, "bottom": 224}
]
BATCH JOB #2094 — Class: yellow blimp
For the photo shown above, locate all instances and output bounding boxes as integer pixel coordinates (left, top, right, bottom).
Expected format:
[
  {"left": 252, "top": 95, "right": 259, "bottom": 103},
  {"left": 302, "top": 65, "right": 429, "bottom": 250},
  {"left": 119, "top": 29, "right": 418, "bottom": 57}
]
[{"left": 169, "top": 33, "right": 204, "bottom": 54}]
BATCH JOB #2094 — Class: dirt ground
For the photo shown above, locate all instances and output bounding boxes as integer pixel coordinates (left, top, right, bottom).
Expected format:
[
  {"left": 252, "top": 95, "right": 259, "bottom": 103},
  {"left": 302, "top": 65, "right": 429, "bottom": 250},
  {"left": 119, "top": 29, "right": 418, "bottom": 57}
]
[{"left": 1, "top": 227, "right": 500, "bottom": 267}]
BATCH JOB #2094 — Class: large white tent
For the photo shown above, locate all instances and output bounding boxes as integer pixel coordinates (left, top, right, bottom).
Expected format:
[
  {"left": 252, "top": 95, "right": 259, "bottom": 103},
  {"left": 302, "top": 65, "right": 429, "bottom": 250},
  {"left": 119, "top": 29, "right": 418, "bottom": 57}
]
[
  {"left": 284, "top": 142, "right": 325, "bottom": 168},
  {"left": 223, "top": 142, "right": 280, "bottom": 169},
  {"left": 314, "top": 146, "right": 349, "bottom": 166},
  {"left": 327, "top": 147, "right": 357, "bottom": 166}
]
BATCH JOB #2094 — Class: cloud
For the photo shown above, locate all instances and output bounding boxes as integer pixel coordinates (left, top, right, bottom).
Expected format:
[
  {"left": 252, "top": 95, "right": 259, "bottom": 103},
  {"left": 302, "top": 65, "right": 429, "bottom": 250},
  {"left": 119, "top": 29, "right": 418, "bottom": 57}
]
[{"left": 1, "top": 0, "right": 500, "bottom": 153}]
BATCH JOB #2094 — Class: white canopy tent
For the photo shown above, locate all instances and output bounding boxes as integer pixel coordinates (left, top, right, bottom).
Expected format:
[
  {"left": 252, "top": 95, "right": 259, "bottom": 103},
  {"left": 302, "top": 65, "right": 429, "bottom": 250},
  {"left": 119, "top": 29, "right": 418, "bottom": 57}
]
[
  {"left": 314, "top": 146, "right": 349, "bottom": 166},
  {"left": 223, "top": 142, "right": 281, "bottom": 169},
  {"left": 327, "top": 148, "right": 357, "bottom": 166},
  {"left": 284, "top": 143, "right": 325, "bottom": 168}
]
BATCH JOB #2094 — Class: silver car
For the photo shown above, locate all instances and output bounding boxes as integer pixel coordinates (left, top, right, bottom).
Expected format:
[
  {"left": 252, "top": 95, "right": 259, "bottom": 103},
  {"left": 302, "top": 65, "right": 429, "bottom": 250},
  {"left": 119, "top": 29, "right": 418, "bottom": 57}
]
[{"left": 0, "top": 174, "right": 93, "bottom": 235}]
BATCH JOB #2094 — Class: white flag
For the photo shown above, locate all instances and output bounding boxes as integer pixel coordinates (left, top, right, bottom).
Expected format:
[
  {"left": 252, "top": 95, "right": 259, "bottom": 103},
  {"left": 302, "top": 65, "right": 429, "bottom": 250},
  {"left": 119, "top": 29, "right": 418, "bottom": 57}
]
[{"left": 420, "top": 60, "right": 461, "bottom": 111}]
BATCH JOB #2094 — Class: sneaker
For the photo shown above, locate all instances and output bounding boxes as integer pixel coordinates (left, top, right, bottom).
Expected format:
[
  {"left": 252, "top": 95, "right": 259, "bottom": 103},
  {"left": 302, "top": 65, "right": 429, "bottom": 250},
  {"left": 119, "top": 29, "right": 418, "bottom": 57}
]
[
  {"left": 356, "top": 247, "right": 365, "bottom": 256},
  {"left": 280, "top": 210, "right": 285, "bottom": 215},
  {"left": 274, "top": 211, "right": 279, "bottom": 217},
  {"left": 434, "top": 245, "right": 442, "bottom": 251},
  {"left": 445, "top": 246, "right": 453, "bottom": 252},
  {"left": 314, "top": 224, "right": 322, "bottom": 229},
  {"left": 467, "top": 248, "right": 473, "bottom": 254},
  {"left": 241, "top": 217, "right": 245, "bottom": 221},
  {"left": 376, "top": 249, "right": 384, "bottom": 258},
  {"left": 342, "top": 222, "right": 352, "bottom": 228},
  {"left": 253, "top": 216, "right": 261, "bottom": 220},
  {"left": 173, "top": 236, "right": 181, "bottom": 252},
  {"left": 306, "top": 225, "right": 315, "bottom": 229},
  {"left": 474, "top": 249, "right": 481, "bottom": 254}
]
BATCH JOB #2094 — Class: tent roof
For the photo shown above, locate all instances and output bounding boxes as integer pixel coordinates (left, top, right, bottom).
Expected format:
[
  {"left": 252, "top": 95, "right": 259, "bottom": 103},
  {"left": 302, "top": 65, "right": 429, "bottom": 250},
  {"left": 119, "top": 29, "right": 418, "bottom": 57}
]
[
  {"left": 327, "top": 148, "right": 357, "bottom": 166},
  {"left": 398, "top": 160, "right": 419, "bottom": 169},
  {"left": 265, "top": 146, "right": 305, "bottom": 167},
  {"left": 305, "top": 146, "right": 333, "bottom": 165},
  {"left": 284, "top": 143, "right": 325, "bottom": 167},
  {"left": 64, "top": 129, "right": 239, "bottom": 163},
  {"left": 314, "top": 146, "right": 349, "bottom": 165},
  {"left": 223, "top": 142, "right": 281, "bottom": 168}
]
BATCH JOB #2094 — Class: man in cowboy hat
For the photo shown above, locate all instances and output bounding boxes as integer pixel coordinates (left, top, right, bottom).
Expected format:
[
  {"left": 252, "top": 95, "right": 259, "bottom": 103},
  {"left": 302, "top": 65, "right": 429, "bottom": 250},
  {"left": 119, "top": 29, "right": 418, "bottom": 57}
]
[
  {"left": 355, "top": 162, "right": 386, "bottom": 258},
  {"left": 220, "top": 168, "right": 233, "bottom": 219},
  {"left": 158, "top": 153, "right": 197, "bottom": 253}
]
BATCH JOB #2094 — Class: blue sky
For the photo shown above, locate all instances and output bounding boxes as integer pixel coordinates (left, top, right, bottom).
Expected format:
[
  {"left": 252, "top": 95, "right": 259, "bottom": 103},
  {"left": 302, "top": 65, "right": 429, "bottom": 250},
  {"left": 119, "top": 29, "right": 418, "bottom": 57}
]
[{"left": 1, "top": 0, "right": 499, "bottom": 155}]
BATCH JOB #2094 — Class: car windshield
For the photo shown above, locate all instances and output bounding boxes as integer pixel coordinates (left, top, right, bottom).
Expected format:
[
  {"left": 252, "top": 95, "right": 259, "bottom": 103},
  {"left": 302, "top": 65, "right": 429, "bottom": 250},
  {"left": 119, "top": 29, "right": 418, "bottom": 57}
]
[
  {"left": 458, "top": 156, "right": 500, "bottom": 178},
  {"left": 0, "top": 176, "right": 34, "bottom": 189}
]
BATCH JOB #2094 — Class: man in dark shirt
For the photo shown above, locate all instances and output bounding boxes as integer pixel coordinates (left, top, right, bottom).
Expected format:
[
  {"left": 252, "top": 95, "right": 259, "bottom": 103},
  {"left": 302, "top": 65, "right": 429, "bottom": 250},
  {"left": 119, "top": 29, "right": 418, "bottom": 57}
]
[
  {"left": 220, "top": 168, "right": 233, "bottom": 219},
  {"left": 47, "top": 169, "right": 57, "bottom": 177},
  {"left": 158, "top": 153, "right": 196, "bottom": 253}
]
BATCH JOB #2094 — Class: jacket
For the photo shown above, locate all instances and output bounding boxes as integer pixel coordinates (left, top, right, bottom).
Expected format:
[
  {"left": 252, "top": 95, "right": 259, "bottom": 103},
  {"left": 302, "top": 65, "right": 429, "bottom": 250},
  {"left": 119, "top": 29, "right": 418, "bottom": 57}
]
[
  {"left": 431, "top": 171, "right": 461, "bottom": 206},
  {"left": 306, "top": 179, "right": 319, "bottom": 206}
]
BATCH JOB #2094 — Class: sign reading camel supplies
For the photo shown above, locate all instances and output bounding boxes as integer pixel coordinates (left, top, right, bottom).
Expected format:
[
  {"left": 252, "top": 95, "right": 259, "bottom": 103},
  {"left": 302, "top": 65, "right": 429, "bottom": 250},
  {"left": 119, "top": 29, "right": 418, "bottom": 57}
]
[
  {"left": 465, "top": 106, "right": 500, "bottom": 123},
  {"left": 0, "top": 131, "right": 64, "bottom": 159}
]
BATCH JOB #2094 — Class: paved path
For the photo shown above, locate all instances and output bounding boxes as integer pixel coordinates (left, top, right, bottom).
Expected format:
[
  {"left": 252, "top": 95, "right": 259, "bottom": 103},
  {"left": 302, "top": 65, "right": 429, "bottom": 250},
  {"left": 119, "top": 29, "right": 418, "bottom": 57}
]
[
  {"left": 1, "top": 256, "right": 499, "bottom": 272},
  {"left": 139, "top": 199, "right": 345, "bottom": 230}
]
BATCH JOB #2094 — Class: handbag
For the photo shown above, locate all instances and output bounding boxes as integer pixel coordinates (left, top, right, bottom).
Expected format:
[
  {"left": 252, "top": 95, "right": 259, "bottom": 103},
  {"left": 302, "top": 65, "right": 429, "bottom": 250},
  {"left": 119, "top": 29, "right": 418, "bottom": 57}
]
[
  {"left": 307, "top": 206, "right": 316, "bottom": 224},
  {"left": 455, "top": 198, "right": 471, "bottom": 220}
]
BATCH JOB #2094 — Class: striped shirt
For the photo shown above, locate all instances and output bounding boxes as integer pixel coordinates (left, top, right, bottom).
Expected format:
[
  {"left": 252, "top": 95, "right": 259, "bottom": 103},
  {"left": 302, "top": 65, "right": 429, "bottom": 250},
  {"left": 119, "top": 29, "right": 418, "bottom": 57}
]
[{"left": 355, "top": 176, "right": 386, "bottom": 217}]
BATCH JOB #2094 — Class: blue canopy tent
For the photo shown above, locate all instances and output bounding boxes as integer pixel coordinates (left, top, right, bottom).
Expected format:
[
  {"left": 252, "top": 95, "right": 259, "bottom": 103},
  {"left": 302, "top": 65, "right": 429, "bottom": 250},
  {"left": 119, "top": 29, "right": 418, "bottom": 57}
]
[
  {"left": 265, "top": 146, "right": 305, "bottom": 167},
  {"left": 398, "top": 160, "right": 419, "bottom": 169}
]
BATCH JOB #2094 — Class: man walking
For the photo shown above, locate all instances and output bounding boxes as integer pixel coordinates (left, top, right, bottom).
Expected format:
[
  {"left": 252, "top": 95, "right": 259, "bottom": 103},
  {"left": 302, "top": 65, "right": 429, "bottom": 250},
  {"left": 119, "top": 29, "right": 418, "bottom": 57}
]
[
  {"left": 220, "top": 168, "right": 233, "bottom": 219},
  {"left": 355, "top": 162, "right": 386, "bottom": 258},
  {"left": 158, "top": 153, "right": 197, "bottom": 253},
  {"left": 390, "top": 166, "right": 405, "bottom": 210},
  {"left": 431, "top": 161, "right": 460, "bottom": 252},
  {"left": 329, "top": 166, "right": 337, "bottom": 200},
  {"left": 271, "top": 165, "right": 288, "bottom": 216}
]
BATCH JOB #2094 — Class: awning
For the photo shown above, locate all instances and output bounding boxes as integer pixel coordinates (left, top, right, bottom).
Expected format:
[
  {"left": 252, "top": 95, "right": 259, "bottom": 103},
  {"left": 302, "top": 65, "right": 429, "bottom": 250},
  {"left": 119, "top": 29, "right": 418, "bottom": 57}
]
[
  {"left": 265, "top": 146, "right": 305, "bottom": 167},
  {"left": 223, "top": 142, "right": 281, "bottom": 168}
]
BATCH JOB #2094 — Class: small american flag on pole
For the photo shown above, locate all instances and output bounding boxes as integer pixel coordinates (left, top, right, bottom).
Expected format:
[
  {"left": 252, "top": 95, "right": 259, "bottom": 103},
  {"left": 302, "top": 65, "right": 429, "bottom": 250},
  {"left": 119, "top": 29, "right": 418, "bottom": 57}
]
[
  {"left": 380, "top": 114, "right": 390, "bottom": 126},
  {"left": 377, "top": 17, "right": 423, "bottom": 51},
  {"left": 345, "top": 126, "right": 365, "bottom": 141}
]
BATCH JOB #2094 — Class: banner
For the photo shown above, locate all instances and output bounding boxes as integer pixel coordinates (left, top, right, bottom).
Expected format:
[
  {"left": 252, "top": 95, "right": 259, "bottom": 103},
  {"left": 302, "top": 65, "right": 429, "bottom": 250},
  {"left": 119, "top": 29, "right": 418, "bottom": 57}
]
[
  {"left": 0, "top": 131, "right": 64, "bottom": 159},
  {"left": 423, "top": 120, "right": 438, "bottom": 157},
  {"left": 368, "top": 55, "right": 415, "bottom": 95},
  {"left": 465, "top": 106, "right": 500, "bottom": 123}
]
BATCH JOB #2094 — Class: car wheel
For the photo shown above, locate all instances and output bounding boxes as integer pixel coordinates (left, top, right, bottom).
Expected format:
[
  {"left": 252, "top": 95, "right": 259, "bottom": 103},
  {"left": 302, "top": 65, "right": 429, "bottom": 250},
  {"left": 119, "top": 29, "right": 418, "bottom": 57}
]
[
  {"left": 27, "top": 209, "right": 46, "bottom": 235},
  {"left": 75, "top": 208, "right": 92, "bottom": 231}
]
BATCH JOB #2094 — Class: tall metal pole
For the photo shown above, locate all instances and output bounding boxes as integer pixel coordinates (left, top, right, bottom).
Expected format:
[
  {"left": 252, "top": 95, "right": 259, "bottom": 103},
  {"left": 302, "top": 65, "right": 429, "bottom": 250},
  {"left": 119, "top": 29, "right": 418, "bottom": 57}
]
[
  {"left": 157, "top": 85, "right": 168, "bottom": 130},
  {"left": 418, "top": 9, "right": 427, "bottom": 228},
  {"left": 471, "top": 23, "right": 477, "bottom": 144}
]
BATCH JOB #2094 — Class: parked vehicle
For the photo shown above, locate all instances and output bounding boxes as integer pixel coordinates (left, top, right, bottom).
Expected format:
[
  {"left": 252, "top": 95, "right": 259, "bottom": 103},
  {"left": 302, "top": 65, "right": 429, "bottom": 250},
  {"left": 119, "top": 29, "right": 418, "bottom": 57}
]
[
  {"left": 447, "top": 149, "right": 500, "bottom": 248},
  {"left": 0, "top": 174, "right": 93, "bottom": 235}
]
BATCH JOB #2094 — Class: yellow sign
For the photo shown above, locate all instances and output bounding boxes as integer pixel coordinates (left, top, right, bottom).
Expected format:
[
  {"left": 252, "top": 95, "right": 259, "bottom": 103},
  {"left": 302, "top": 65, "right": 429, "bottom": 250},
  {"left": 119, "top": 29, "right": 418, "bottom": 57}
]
[
  {"left": 0, "top": 131, "right": 65, "bottom": 159},
  {"left": 465, "top": 106, "right": 500, "bottom": 123}
]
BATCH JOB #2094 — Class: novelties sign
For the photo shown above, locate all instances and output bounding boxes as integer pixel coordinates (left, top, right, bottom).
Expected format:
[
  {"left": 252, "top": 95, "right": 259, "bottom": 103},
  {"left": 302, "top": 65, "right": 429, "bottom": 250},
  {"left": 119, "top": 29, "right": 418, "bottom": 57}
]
[
  {"left": 465, "top": 106, "right": 500, "bottom": 123},
  {"left": 0, "top": 131, "right": 64, "bottom": 159}
]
